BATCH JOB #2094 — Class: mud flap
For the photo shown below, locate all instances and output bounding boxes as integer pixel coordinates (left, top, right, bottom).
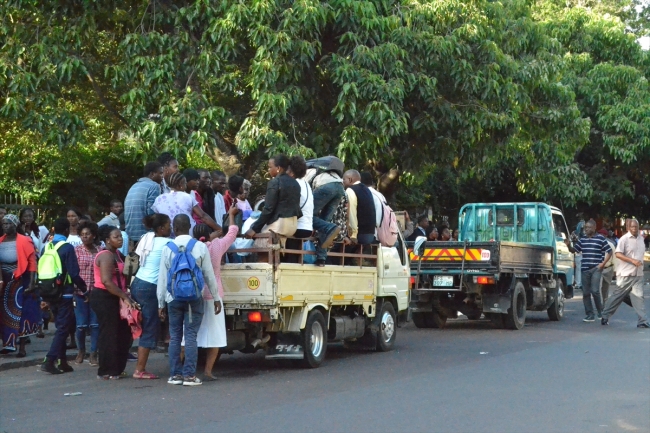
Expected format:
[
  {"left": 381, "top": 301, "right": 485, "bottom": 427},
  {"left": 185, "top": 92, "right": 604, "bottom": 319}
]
[
  {"left": 265, "top": 333, "right": 304, "bottom": 360},
  {"left": 482, "top": 293, "right": 512, "bottom": 314}
]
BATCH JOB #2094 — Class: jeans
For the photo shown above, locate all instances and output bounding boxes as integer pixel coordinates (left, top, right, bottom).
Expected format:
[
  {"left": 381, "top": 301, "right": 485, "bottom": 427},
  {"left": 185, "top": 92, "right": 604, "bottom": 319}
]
[
  {"left": 314, "top": 218, "right": 339, "bottom": 262},
  {"left": 46, "top": 297, "right": 75, "bottom": 362},
  {"left": 313, "top": 182, "right": 345, "bottom": 222},
  {"left": 90, "top": 289, "right": 132, "bottom": 376},
  {"left": 74, "top": 294, "right": 99, "bottom": 352},
  {"left": 130, "top": 278, "right": 159, "bottom": 349},
  {"left": 168, "top": 299, "right": 204, "bottom": 378},
  {"left": 581, "top": 267, "right": 603, "bottom": 317}
]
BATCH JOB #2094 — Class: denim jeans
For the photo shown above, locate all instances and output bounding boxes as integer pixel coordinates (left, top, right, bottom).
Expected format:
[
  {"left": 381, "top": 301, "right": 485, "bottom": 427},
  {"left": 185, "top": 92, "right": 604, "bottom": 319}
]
[
  {"left": 74, "top": 294, "right": 99, "bottom": 352},
  {"left": 581, "top": 266, "right": 603, "bottom": 317},
  {"left": 313, "top": 182, "right": 345, "bottom": 222},
  {"left": 168, "top": 299, "right": 204, "bottom": 378},
  {"left": 46, "top": 297, "right": 75, "bottom": 362},
  {"left": 130, "top": 278, "right": 160, "bottom": 349},
  {"left": 314, "top": 217, "right": 339, "bottom": 262}
]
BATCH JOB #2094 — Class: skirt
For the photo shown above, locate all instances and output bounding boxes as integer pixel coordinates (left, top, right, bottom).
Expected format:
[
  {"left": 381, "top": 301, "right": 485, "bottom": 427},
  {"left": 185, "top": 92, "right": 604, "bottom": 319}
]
[
  {"left": 1, "top": 272, "right": 41, "bottom": 351},
  {"left": 182, "top": 300, "right": 226, "bottom": 348}
]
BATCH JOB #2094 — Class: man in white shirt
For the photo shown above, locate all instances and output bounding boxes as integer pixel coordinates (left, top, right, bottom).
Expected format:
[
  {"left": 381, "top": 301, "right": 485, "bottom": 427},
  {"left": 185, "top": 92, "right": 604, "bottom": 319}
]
[
  {"left": 211, "top": 170, "right": 228, "bottom": 225},
  {"left": 601, "top": 219, "right": 648, "bottom": 328},
  {"left": 157, "top": 214, "right": 222, "bottom": 386}
]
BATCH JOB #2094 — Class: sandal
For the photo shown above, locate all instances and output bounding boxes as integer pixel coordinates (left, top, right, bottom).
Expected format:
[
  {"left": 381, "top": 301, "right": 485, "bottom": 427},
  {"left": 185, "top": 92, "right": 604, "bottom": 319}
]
[{"left": 133, "top": 370, "right": 159, "bottom": 379}]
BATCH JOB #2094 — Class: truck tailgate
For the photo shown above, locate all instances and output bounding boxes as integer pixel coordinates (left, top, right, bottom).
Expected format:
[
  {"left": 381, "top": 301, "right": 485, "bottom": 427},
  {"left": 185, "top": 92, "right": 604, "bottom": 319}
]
[
  {"left": 221, "top": 263, "right": 275, "bottom": 306},
  {"left": 407, "top": 241, "right": 498, "bottom": 273}
]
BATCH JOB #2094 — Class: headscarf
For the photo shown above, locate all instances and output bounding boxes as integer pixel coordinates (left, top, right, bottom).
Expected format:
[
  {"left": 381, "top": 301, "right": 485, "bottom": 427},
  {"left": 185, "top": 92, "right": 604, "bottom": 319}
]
[{"left": 3, "top": 214, "right": 20, "bottom": 227}]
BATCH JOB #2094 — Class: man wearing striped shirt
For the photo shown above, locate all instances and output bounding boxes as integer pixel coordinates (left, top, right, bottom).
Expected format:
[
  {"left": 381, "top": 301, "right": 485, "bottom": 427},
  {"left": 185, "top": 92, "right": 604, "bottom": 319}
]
[{"left": 565, "top": 219, "right": 612, "bottom": 322}]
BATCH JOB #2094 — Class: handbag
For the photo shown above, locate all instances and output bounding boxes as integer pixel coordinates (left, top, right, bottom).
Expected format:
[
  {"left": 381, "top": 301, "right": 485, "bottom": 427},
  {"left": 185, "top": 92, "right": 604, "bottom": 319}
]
[
  {"left": 303, "top": 240, "right": 317, "bottom": 264},
  {"left": 114, "top": 256, "right": 142, "bottom": 339},
  {"left": 122, "top": 251, "right": 140, "bottom": 289}
]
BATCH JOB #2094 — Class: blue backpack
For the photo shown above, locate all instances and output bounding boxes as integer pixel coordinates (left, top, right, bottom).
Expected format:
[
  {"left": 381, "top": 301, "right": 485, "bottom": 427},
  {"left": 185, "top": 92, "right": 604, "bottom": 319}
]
[{"left": 166, "top": 239, "right": 205, "bottom": 302}]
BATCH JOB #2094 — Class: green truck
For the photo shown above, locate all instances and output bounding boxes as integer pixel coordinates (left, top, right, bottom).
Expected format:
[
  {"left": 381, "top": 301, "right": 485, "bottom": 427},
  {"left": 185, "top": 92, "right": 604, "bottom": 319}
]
[{"left": 407, "top": 203, "right": 576, "bottom": 330}]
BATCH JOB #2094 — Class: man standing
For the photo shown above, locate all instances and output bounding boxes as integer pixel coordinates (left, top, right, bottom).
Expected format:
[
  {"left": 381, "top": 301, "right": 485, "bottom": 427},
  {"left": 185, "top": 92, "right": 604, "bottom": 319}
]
[
  {"left": 598, "top": 228, "right": 616, "bottom": 306},
  {"left": 565, "top": 219, "right": 612, "bottom": 322},
  {"left": 343, "top": 170, "right": 376, "bottom": 246},
  {"left": 124, "top": 162, "right": 163, "bottom": 244},
  {"left": 210, "top": 170, "right": 228, "bottom": 225},
  {"left": 97, "top": 199, "right": 123, "bottom": 229},
  {"left": 601, "top": 219, "right": 649, "bottom": 328},
  {"left": 157, "top": 215, "right": 221, "bottom": 386},
  {"left": 158, "top": 152, "right": 180, "bottom": 194},
  {"left": 41, "top": 218, "right": 87, "bottom": 374},
  {"left": 407, "top": 215, "right": 429, "bottom": 241}
]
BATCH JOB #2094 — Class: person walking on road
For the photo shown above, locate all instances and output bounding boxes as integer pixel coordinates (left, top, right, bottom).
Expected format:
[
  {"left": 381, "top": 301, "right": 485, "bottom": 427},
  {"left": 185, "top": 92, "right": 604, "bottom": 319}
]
[
  {"left": 598, "top": 228, "right": 616, "bottom": 306},
  {"left": 157, "top": 214, "right": 221, "bottom": 386},
  {"left": 565, "top": 219, "right": 612, "bottom": 322},
  {"left": 601, "top": 219, "right": 649, "bottom": 328}
]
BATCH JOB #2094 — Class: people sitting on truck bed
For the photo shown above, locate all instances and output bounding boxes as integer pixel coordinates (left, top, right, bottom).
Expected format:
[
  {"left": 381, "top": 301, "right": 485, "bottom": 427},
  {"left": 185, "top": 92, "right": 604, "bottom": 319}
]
[
  {"left": 284, "top": 156, "right": 314, "bottom": 263},
  {"left": 407, "top": 215, "right": 428, "bottom": 241},
  {"left": 343, "top": 170, "right": 377, "bottom": 264},
  {"left": 439, "top": 227, "right": 451, "bottom": 241},
  {"left": 244, "top": 154, "right": 302, "bottom": 249},
  {"left": 426, "top": 226, "right": 438, "bottom": 241}
]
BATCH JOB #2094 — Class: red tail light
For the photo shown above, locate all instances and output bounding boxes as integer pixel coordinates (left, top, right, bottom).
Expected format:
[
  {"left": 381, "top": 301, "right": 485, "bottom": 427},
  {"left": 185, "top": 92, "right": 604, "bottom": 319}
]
[
  {"left": 248, "top": 311, "right": 262, "bottom": 322},
  {"left": 410, "top": 277, "right": 415, "bottom": 287},
  {"left": 476, "top": 276, "right": 495, "bottom": 285}
]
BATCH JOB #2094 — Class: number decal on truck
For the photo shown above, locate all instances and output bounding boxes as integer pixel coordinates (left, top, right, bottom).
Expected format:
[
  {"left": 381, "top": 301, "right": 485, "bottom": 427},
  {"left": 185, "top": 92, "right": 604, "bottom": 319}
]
[
  {"left": 481, "top": 249, "right": 491, "bottom": 261},
  {"left": 247, "top": 277, "right": 261, "bottom": 290}
]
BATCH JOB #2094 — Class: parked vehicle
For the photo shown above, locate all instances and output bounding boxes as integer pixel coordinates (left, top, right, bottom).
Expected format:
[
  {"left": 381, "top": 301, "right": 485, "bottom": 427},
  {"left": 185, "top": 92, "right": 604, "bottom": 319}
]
[
  {"left": 218, "top": 233, "right": 410, "bottom": 367},
  {"left": 407, "top": 203, "right": 575, "bottom": 330}
]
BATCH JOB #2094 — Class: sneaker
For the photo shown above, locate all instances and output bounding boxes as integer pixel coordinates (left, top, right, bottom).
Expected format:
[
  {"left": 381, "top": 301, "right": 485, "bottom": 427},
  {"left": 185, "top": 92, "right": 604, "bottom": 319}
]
[
  {"left": 167, "top": 375, "right": 183, "bottom": 385},
  {"left": 597, "top": 312, "right": 602, "bottom": 320},
  {"left": 601, "top": 318, "right": 609, "bottom": 325},
  {"left": 40, "top": 362, "right": 63, "bottom": 375},
  {"left": 583, "top": 316, "right": 595, "bottom": 322},
  {"left": 127, "top": 352, "right": 138, "bottom": 362},
  {"left": 321, "top": 226, "right": 341, "bottom": 249},
  {"left": 637, "top": 323, "right": 650, "bottom": 328},
  {"left": 182, "top": 376, "right": 202, "bottom": 386},
  {"left": 89, "top": 352, "right": 99, "bottom": 366}
]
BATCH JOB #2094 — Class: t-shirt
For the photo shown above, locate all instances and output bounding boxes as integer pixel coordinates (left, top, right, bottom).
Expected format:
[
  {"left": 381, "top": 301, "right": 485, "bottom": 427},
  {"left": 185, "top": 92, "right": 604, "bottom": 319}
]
[
  {"left": 67, "top": 234, "right": 83, "bottom": 248},
  {"left": 615, "top": 232, "right": 645, "bottom": 277},
  {"left": 296, "top": 178, "right": 314, "bottom": 231},
  {"left": 135, "top": 237, "right": 170, "bottom": 284},
  {"left": 152, "top": 191, "right": 199, "bottom": 235},
  {"left": 574, "top": 234, "right": 612, "bottom": 271}
]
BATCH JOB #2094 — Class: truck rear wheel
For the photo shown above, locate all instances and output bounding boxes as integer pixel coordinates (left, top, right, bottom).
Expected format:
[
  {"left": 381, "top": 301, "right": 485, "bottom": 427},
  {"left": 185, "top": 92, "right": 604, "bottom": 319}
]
[
  {"left": 376, "top": 301, "right": 396, "bottom": 352},
  {"left": 547, "top": 281, "right": 565, "bottom": 321},
  {"left": 427, "top": 296, "right": 448, "bottom": 328},
  {"left": 412, "top": 312, "right": 430, "bottom": 328},
  {"left": 298, "top": 309, "right": 327, "bottom": 368},
  {"left": 504, "top": 281, "right": 527, "bottom": 330}
]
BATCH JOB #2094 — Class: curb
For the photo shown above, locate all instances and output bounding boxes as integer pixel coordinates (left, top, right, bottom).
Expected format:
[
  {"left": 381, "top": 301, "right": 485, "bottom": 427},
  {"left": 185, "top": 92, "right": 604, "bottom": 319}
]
[{"left": 0, "top": 354, "right": 76, "bottom": 372}]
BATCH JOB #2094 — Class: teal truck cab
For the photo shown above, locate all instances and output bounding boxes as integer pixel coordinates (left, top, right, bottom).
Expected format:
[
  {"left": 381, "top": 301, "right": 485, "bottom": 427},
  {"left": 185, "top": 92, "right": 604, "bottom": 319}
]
[{"left": 407, "top": 203, "right": 575, "bottom": 330}]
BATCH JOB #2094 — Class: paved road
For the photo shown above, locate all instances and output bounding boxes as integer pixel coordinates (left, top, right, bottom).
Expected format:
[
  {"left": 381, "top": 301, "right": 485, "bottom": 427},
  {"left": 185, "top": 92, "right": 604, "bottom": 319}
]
[{"left": 1, "top": 287, "right": 649, "bottom": 433}]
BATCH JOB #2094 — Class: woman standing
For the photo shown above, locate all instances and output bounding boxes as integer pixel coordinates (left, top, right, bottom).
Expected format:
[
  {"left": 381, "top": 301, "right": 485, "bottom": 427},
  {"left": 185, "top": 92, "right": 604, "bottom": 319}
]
[
  {"left": 90, "top": 226, "right": 138, "bottom": 380},
  {"left": 130, "top": 213, "right": 171, "bottom": 379},
  {"left": 189, "top": 209, "right": 238, "bottom": 380},
  {"left": 66, "top": 208, "right": 84, "bottom": 247},
  {"left": 73, "top": 221, "right": 102, "bottom": 366},
  {"left": 19, "top": 208, "right": 43, "bottom": 256},
  {"left": 152, "top": 172, "right": 221, "bottom": 236},
  {"left": 244, "top": 154, "right": 302, "bottom": 244},
  {"left": 0, "top": 214, "right": 39, "bottom": 357},
  {"left": 285, "top": 156, "right": 314, "bottom": 263}
]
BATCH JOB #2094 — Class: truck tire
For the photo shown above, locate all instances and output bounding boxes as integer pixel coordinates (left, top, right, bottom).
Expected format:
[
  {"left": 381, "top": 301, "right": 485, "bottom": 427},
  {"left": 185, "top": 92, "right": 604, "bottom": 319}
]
[
  {"left": 486, "top": 313, "right": 505, "bottom": 328},
  {"left": 504, "top": 281, "right": 527, "bottom": 330},
  {"left": 427, "top": 296, "right": 448, "bottom": 328},
  {"left": 412, "top": 312, "right": 430, "bottom": 328},
  {"left": 298, "top": 309, "right": 327, "bottom": 368},
  {"left": 376, "top": 301, "right": 397, "bottom": 352},
  {"left": 547, "top": 281, "right": 565, "bottom": 321}
]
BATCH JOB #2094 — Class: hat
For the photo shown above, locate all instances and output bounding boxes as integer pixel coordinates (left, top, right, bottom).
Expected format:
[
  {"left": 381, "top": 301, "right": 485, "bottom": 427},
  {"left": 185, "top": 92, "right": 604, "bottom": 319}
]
[
  {"left": 2, "top": 214, "right": 19, "bottom": 227},
  {"left": 598, "top": 228, "right": 608, "bottom": 236}
]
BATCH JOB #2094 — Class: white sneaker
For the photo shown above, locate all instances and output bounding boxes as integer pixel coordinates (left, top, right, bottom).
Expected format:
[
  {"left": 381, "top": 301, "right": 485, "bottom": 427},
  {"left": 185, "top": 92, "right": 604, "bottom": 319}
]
[
  {"left": 167, "top": 375, "right": 183, "bottom": 385},
  {"left": 183, "top": 376, "right": 202, "bottom": 386}
]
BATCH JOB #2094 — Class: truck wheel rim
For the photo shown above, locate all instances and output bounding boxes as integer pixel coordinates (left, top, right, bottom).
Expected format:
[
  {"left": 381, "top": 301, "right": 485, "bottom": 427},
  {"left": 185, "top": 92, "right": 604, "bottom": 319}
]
[
  {"left": 310, "top": 321, "right": 324, "bottom": 358},
  {"left": 381, "top": 311, "right": 395, "bottom": 342}
]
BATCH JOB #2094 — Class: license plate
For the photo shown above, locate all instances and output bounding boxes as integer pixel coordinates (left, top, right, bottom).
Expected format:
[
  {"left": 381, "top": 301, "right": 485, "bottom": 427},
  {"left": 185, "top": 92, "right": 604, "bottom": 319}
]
[{"left": 433, "top": 275, "right": 454, "bottom": 287}]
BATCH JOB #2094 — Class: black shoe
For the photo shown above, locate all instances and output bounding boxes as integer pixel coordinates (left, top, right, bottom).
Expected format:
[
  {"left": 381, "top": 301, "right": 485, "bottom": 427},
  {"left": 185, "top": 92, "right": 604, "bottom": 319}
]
[
  {"left": 583, "top": 316, "right": 595, "bottom": 322},
  {"left": 58, "top": 363, "right": 74, "bottom": 373},
  {"left": 601, "top": 318, "right": 608, "bottom": 325},
  {"left": 41, "top": 362, "right": 63, "bottom": 375},
  {"left": 314, "top": 259, "right": 326, "bottom": 267},
  {"left": 637, "top": 323, "right": 650, "bottom": 328}
]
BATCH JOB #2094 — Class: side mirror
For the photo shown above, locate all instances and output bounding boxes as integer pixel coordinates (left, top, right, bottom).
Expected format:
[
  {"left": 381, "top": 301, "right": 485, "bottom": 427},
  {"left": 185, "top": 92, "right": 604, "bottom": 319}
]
[{"left": 560, "top": 232, "right": 566, "bottom": 240}]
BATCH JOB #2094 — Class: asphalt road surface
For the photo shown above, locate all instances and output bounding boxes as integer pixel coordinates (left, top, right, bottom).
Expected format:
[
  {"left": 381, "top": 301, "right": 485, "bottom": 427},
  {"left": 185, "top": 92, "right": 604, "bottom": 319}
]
[{"left": 1, "top": 288, "right": 649, "bottom": 433}]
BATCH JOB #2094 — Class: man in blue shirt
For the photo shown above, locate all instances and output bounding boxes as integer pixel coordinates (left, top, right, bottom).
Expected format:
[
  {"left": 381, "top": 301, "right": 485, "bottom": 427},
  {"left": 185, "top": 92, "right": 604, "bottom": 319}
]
[
  {"left": 41, "top": 218, "right": 88, "bottom": 374},
  {"left": 565, "top": 219, "right": 612, "bottom": 322},
  {"left": 124, "top": 162, "right": 164, "bottom": 244}
]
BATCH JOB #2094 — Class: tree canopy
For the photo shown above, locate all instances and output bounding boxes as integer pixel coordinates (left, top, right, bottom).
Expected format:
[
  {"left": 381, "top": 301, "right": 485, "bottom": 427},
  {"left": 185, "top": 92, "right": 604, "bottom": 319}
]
[{"left": 1, "top": 0, "right": 648, "bottom": 223}]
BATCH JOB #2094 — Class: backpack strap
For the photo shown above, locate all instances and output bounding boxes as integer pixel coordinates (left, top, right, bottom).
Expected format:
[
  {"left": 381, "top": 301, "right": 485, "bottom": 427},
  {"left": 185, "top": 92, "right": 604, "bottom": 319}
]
[
  {"left": 166, "top": 241, "right": 180, "bottom": 254},
  {"left": 185, "top": 238, "right": 197, "bottom": 253}
]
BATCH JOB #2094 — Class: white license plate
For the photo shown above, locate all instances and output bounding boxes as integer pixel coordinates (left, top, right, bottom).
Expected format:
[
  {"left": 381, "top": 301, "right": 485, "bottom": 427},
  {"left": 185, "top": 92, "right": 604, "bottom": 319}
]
[{"left": 433, "top": 275, "right": 454, "bottom": 287}]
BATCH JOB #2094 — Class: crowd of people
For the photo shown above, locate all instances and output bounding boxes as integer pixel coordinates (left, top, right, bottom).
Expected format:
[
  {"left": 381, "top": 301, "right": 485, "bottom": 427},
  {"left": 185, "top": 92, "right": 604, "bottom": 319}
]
[{"left": 0, "top": 152, "right": 403, "bottom": 385}]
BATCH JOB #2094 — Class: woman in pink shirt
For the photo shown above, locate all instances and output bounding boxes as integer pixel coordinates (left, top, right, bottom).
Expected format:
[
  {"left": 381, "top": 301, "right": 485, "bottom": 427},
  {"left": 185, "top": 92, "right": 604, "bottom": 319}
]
[{"left": 187, "top": 206, "right": 239, "bottom": 380}]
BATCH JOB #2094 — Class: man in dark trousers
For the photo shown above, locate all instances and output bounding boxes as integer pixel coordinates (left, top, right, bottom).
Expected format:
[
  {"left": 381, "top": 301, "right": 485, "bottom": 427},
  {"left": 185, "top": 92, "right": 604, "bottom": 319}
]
[
  {"left": 41, "top": 218, "right": 87, "bottom": 374},
  {"left": 343, "top": 170, "right": 376, "bottom": 246}
]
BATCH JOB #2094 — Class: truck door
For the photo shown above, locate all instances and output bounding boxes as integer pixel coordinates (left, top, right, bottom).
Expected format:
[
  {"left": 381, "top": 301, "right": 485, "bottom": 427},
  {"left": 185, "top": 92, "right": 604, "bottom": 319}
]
[
  {"left": 551, "top": 211, "right": 574, "bottom": 296},
  {"left": 378, "top": 233, "right": 410, "bottom": 312}
]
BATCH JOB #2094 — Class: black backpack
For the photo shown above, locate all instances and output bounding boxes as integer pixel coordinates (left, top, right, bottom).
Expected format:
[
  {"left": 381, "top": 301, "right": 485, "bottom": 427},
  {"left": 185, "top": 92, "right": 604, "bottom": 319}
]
[{"left": 305, "top": 156, "right": 345, "bottom": 188}]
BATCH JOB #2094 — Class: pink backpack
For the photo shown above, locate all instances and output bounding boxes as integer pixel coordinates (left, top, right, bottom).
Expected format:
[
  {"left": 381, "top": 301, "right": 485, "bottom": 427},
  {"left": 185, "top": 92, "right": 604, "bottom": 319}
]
[{"left": 377, "top": 201, "right": 399, "bottom": 247}]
